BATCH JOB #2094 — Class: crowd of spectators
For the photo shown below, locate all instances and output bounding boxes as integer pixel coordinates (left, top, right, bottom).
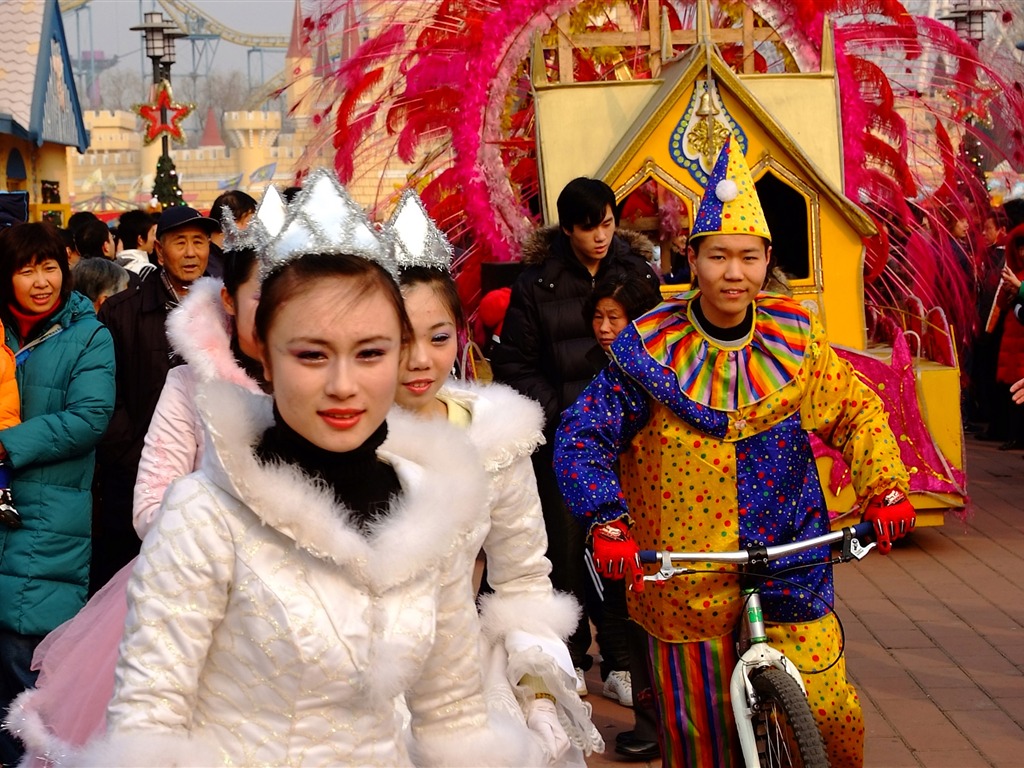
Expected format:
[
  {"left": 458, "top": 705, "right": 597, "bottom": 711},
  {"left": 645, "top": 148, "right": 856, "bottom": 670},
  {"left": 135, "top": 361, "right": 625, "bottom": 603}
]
[{"left": 0, "top": 176, "right": 1019, "bottom": 765}]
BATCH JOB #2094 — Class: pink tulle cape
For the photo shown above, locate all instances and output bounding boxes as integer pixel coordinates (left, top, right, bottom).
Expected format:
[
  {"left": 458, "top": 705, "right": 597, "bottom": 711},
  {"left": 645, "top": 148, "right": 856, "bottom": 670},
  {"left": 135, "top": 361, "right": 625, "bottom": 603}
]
[{"left": 9, "top": 559, "right": 135, "bottom": 762}]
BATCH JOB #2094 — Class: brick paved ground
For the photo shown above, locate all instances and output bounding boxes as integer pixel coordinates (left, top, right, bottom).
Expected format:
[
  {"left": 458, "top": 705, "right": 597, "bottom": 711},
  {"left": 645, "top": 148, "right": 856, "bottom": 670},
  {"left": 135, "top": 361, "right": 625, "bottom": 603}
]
[{"left": 582, "top": 436, "right": 1024, "bottom": 767}]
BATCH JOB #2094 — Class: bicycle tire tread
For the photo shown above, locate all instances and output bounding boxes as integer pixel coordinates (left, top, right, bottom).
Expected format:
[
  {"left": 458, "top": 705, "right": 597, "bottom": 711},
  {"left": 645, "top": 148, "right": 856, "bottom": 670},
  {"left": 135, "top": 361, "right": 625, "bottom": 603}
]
[{"left": 750, "top": 667, "right": 830, "bottom": 768}]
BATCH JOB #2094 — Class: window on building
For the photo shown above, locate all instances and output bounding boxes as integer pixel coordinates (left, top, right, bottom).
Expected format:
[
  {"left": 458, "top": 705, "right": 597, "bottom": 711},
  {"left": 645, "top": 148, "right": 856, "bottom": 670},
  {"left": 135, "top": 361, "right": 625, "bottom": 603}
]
[
  {"left": 6, "top": 149, "right": 26, "bottom": 191},
  {"left": 755, "top": 170, "right": 810, "bottom": 280}
]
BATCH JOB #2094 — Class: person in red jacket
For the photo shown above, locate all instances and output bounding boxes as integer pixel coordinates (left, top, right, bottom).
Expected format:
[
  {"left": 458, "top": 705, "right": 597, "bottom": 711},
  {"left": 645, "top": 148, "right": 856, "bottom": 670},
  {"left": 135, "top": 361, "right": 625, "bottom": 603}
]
[{"left": 993, "top": 224, "right": 1024, "bottom": 448}]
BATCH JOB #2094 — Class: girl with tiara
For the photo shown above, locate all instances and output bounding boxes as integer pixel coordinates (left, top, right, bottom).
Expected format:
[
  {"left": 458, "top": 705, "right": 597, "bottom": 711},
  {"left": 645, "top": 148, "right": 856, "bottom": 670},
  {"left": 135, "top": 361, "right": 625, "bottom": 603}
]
[
  {"left": 6, "top": 204, "right": 271, "bottom": 764},
  {"left": 390, "top": 192, "right": 603, "bottom": 765},
  {"left": 10, "top": 172, "right": 542, "bottom": 766}
]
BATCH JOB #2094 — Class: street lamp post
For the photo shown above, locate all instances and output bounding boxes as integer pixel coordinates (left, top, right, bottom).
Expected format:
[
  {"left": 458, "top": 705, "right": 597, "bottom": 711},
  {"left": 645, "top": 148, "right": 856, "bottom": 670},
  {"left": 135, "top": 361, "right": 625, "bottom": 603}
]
[
  {"left": 939, "top": 0, "right": 997, "bottom": 47},
  {"left": 160, "top": 26, "right": 188, "bottom": 159},
  {"left": 939, "top": 1, "right": 1000, "bottom": 204},
  {"left": 132, "top": 13, "right": 169, "bottom": 158},
  {"left": 131, "top": 12, "right": 188, "bottom": 207}
]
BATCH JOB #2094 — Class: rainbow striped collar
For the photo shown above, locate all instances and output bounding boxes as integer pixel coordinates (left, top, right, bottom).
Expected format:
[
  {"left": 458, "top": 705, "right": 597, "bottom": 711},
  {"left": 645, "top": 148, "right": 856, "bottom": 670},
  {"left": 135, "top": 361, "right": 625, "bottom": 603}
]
[{"left": 632, "top": 290, "right": 812, "bottom": 411}]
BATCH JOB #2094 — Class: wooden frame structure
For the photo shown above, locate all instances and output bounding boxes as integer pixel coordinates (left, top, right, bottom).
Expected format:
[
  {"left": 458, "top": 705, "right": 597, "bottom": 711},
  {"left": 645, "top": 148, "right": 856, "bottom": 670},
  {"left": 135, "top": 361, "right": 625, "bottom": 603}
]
[{"left": 538, "top": 1, "right": 783, "bottom": 83}]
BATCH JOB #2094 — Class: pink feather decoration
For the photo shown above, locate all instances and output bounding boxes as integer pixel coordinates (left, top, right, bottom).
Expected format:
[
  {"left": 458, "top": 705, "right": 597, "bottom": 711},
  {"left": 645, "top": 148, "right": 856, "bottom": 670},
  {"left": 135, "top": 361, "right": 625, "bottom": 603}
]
[{"left": 307, "top": 0, "right": 1024, "bottom": 335}]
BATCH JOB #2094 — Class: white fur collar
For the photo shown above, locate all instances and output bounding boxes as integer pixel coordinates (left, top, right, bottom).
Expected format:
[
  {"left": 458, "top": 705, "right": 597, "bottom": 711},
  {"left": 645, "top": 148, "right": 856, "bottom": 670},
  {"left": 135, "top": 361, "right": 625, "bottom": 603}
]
[
  {"left": 195, "top": 380, "right": 488, "bottom": 591},
  {"left": 165, "top": 277, "right": 262, "bottom": 393},
  {"left": 438, "top": 381, "right": 545, "bottom": 471}
]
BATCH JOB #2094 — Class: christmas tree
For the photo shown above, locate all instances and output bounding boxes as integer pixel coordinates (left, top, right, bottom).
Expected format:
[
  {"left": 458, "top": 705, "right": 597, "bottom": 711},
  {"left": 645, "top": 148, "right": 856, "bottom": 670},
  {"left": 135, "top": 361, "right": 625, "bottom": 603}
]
[
  {"left": 152, "top": 154, "right": 186, "bottom": 208},
  {"left": 955, "top": 123, "right": 990, "bottom": 215}
]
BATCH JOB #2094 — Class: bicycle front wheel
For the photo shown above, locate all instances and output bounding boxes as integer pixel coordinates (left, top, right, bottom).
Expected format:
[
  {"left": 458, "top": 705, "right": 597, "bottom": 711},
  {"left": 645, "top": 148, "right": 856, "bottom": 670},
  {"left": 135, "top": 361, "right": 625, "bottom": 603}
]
[{"left": 749, "top": 667, "right": 830, "bottom": 768}]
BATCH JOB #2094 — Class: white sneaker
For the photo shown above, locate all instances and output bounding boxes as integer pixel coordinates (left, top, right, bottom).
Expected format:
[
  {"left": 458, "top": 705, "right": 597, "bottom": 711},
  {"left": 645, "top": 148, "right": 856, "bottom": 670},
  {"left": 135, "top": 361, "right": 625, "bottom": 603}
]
[
  {"left": 574, "top": 667, "right": 588, "bottom": 696},
  {"left": 603, "top": 669, "right": 633, "bottom": 707}
]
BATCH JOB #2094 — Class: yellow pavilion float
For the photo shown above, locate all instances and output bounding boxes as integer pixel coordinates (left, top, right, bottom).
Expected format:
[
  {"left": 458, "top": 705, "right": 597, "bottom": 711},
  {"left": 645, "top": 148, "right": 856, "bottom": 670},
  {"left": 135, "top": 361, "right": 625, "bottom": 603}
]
[{"left": 529, "top": 4, "right": 965, "bottom": 526}]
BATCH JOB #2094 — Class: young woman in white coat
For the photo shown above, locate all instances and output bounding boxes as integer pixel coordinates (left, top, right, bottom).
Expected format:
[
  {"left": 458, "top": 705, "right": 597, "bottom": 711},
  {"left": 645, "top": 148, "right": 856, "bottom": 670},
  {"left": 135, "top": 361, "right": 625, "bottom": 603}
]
[
  {"left": 13, "top": 176, "right": 542, "bottom": 767},
  {"left": 5, "top": 248, "right": 267, "bottom": 762},
  {"left": 4, "top": 248, "right": 267, "bottom": 763},
  {"left": 89, "top": 241, "right": 542, "bottom": 766},
  {"left": 390, "top": 193, "right": 603, "bottom": 764}
]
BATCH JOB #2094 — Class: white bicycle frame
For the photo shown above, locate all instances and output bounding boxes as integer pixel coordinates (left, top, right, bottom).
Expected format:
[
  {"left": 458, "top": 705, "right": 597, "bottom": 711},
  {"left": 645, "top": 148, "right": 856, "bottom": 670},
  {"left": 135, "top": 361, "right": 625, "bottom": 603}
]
[
  {"left": 642, "top": 522, "right": 876, "bottom": 768},
  {"left": 729, "top": 589, "right": 812, "bottom": 768}
]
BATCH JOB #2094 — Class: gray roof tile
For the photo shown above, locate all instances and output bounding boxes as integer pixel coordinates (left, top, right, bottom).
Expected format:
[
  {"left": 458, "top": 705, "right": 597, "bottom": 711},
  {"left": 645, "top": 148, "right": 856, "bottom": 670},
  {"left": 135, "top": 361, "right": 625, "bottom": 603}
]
[{"left": 0, "top": 1, "right": 45, "bottom": 131}]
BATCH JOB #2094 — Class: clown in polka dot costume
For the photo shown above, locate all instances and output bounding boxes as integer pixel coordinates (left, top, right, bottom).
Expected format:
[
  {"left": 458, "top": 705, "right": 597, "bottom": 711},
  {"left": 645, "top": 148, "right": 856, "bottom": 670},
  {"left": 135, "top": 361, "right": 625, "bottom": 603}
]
[{"left": 554, "top": 138, "right": 911, "bottom": 768}]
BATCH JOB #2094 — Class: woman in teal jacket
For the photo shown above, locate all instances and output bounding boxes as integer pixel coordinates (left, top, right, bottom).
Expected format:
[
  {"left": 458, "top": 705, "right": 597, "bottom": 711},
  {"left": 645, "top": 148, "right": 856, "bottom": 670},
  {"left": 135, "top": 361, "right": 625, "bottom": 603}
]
[{"left": 0, "top": 222, "right": 115, "bottom": 766}]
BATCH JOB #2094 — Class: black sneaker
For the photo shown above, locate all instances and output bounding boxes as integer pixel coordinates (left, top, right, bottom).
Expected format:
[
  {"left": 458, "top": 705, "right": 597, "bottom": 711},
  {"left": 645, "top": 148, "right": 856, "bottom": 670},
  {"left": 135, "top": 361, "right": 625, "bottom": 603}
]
[{"left": 615, "top": 732, "right": 660, "bottom": 761}]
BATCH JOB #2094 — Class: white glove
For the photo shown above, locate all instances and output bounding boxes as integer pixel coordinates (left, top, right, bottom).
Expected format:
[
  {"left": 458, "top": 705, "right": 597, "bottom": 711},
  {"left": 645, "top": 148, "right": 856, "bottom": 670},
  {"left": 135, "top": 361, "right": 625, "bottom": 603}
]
[{"left": 524, "top": 697, "right": 571, "bottom": 763}]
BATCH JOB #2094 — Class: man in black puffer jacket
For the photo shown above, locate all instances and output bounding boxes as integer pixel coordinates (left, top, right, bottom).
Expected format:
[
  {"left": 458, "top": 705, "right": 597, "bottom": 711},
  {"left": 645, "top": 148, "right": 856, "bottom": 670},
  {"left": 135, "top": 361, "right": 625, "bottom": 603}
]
[{"left": 491, "top": 177, "right": 659, "bottom": 694}]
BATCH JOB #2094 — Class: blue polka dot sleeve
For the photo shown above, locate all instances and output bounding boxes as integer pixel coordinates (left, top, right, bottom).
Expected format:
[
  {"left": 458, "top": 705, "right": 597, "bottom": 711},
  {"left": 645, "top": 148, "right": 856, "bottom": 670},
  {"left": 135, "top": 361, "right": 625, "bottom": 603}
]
[{"left": 554, "top": 362, "right": 651, "bottom": 531}]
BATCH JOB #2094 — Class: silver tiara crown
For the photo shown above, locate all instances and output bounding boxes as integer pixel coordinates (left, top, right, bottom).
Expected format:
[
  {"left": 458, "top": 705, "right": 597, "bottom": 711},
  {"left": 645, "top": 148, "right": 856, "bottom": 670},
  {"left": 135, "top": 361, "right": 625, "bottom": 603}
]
[
  {"left": 387, "top": 190, "right": 453, "bottom": 273},
  {"left": 260, "top": 168, "right": 397, "bottom": 280},
  {"left": 221, "top": 185, "right": 287, "bottom": 253}
]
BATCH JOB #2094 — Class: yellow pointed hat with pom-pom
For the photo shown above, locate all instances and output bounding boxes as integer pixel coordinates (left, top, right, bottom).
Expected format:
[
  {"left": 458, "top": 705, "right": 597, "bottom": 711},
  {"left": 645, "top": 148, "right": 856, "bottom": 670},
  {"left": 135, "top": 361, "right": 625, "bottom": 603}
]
[{"left": 690, "top": 135, "right": 771, "bottom": 242}]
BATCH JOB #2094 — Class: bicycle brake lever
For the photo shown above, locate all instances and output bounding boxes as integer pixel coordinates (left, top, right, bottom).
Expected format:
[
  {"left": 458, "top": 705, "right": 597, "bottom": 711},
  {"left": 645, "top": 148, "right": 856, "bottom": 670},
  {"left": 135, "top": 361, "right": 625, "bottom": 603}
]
[
  {"left": 643, "top": 552, "right": 692, "bottom": 582},
  {"left": 842, "top": 528, "right": 876, "bottom": 560}
]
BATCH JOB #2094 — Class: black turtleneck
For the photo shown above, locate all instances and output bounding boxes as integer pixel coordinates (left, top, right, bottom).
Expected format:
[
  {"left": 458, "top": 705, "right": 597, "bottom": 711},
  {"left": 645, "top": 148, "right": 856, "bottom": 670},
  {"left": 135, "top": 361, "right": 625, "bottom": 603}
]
[
  {"left": 692, "top": 297, "right": 754, "bottom": 343},
  {"left": 256, "top": 408, "right": 400, "bottom": 534}
]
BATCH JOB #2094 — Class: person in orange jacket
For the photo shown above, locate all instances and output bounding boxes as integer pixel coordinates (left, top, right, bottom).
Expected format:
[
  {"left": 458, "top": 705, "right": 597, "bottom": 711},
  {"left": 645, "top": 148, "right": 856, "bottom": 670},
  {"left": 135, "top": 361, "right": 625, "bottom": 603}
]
[{"left": 0, "top": 322, "right": 20, "bottom": 528}]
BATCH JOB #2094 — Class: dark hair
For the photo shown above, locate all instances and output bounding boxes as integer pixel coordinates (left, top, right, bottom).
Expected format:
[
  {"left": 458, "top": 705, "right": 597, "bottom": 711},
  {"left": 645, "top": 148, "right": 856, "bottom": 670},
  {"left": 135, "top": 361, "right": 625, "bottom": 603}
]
[
  {"left": 67, "top": 210, "right": 99, "bottom": 234},
  {"left": 222, "top": 247, "right": 260, "bottom": 297},
  {"left": 398, "top": 266, "right": 466, "bottom": 332},
  {"left": 584, "top": 273, "right": 662, "bottom": 324},
  {"left": 210, "top": 191, "right": 258, "bottom": 225},
  {"left": 71, "top": 258, "right": 129, "bottom": 303},
  {"left": 0, "top": 222, "right": 72, "bottom": 307},
  {"left": 57, "top": 227, "right": 75, "bottom": 252},
  {"left": 1006, "top": 223, "right": 1024, "bottom": 271},
  {"left": 985, "top": 207, "right": 1010, "bottom": 232},
  {"left": 282, "top": 186, "right": 302, "bottom": 204},
  {"left": 255, "top": 253, "right": 412, "bottom": 344},
  {"left": 117, "top": 209, "right": 157, "bottom": 251},
  {"left": 557, "top": 177, "right": 619, "bottom": 231},
  {"left": 73, "top": 217, "right": 113, "bottom": 259}
]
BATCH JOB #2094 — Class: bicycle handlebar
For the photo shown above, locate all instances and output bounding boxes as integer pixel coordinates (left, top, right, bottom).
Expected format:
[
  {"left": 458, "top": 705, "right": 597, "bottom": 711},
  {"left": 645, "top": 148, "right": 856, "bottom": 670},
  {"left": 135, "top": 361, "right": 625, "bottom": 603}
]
[{"left": 638, "top": 521, "right": 876, "bottom": 567}]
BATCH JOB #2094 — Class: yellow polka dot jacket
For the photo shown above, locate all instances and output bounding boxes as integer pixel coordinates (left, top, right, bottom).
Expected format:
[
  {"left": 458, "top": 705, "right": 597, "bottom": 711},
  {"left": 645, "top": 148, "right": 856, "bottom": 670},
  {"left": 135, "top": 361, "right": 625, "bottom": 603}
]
[{"left": 554, "top": 292, "right": 909, "bottom": 643}]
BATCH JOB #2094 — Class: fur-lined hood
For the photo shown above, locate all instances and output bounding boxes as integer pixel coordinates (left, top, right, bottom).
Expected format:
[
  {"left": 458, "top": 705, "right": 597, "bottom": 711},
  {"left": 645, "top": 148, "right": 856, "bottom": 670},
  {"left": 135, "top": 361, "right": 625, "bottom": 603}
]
[
  {"left": 193, "top": 380, "right": 488, "bottom": 592},
  {"left": 437, "top": 380, "right": 545, "bottom": 472},
  {"left": 165, "top": 277, "right": 261, "bottom": 393},
  {"left": 519, "top": 225, "right": 655, "bottom": 267}
]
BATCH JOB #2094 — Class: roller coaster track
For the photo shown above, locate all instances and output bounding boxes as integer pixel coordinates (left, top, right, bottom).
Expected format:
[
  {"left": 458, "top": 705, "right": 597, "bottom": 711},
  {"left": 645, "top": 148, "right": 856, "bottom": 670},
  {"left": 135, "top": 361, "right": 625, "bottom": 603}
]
[
  {"left": 244, "top": 69, "right": 290, "bottom": 109},
  {"left": 59, "top": 0, "right": 290, "bottom": 49},
  {"left": 60, "top": 0, "right": 358, "bottom": 109}
]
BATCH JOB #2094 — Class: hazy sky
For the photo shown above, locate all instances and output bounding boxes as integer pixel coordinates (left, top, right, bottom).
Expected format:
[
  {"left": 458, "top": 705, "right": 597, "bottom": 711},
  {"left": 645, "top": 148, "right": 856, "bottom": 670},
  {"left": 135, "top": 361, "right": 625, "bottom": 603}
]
[{"left": 62, "top": 0, "right": 296, "bottom": 82}]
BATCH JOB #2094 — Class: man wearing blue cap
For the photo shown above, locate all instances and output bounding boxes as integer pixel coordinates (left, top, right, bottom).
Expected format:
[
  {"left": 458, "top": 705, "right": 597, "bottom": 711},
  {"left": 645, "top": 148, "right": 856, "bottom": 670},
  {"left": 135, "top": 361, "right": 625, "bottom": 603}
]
[{"left": 92, "top": 206, "right": 219, "bottom": 590}]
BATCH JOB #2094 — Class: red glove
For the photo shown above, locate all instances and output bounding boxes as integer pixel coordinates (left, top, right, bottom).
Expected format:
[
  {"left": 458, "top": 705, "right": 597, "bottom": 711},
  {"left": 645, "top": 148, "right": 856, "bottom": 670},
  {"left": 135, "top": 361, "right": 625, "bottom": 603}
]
[
  {"left": 863, "top": 489, "right": 916, "bottom": 555},
  {"left": 592, "top": 519, "right": 644, "bottom": 592}
]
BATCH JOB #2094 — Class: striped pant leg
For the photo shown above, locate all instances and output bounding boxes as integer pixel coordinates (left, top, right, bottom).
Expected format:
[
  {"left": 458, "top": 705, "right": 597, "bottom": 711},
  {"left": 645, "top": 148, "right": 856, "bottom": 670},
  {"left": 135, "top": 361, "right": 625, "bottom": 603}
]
[{"left": 648, "top": 633, "right": 741, "bottom": 768}]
